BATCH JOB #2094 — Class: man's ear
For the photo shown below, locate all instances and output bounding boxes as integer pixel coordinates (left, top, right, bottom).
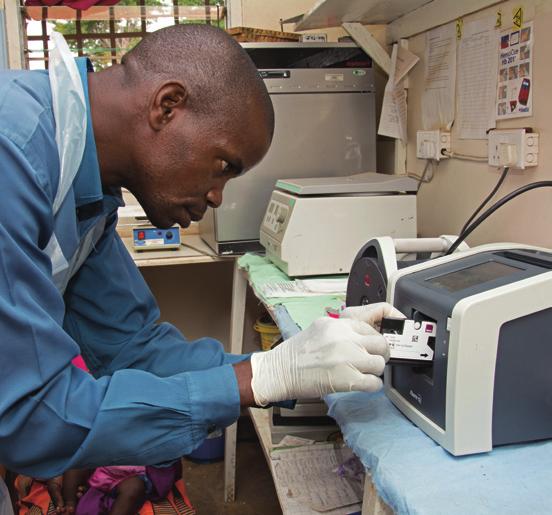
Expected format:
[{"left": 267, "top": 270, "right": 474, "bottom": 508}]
[{"left": 148, "top": 82, "right": 188, "bottom": 131}]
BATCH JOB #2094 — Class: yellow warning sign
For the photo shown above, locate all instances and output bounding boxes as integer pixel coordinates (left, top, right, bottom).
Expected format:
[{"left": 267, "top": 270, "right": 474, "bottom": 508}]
[{"left": 513, "top": 6, "right": 523, "bottom": 28}]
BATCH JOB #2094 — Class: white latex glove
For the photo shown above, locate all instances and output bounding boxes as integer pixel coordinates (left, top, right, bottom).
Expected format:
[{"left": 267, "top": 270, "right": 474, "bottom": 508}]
[
  {"left": 250, "top": 317, "right": 389, "bottom": 406},
  {"left": 341, "top": 302, "right": 406, "bottom": 331}
]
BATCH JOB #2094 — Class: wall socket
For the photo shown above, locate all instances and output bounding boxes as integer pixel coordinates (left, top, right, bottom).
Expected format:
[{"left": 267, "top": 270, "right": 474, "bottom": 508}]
[
  {"left": 416, "top": 130, "right": 451, "bottom": 160},
  {"left": 487, "top": 129, "right": 539, "bottom": 169}
]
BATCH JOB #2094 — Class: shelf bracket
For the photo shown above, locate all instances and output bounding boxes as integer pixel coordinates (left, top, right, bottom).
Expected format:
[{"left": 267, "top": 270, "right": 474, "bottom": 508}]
[{"left": 342, "top": 22, "right": 391, "bottom": 75}]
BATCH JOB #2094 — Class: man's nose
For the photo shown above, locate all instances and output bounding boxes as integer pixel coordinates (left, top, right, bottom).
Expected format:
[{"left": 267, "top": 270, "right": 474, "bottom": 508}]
[{"left": 206, "top": 187, "right": 223, "bottom": 208}]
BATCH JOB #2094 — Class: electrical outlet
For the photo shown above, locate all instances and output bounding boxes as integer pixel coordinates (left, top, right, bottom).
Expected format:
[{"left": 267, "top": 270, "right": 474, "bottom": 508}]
[
  {"left": 487, "top": 129, "right": 539, "bottom": 169},
  {"left": 416, "top": 130, "right": 451, "bottom": 160}
]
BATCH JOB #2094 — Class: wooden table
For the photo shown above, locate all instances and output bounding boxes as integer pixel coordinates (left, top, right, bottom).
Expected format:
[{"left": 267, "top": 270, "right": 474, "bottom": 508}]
[
  {"left": 124, "top": 240, "right": 390, "bottom": 513},
  {"left": 225, "top": 262, "right": 391, "bottom": 514},
  {"left": 121, "top": 234, "right": 228, "bottom": 268}
]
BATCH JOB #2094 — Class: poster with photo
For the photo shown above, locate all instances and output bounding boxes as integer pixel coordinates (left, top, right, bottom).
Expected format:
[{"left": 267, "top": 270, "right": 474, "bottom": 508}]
[{"left": 496, "top": 21, "right": 533, "bottom": 119}]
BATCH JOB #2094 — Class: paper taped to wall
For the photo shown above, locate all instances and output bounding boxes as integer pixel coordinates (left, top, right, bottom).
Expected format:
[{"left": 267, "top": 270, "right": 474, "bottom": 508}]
[
  {"left": 496, "top": 21, "right": 533, "bottom": 119},
  {"left": 378, "top": 44, "right": 419, "bottom": 142},
  {"left": 394, "top": 44, "right": 420, "bottom": 85},
  {"left": 457, "top": 16, "right": 499, "bottom": 139},
  {"left": 422, "top": 22, "right": 456, "bottom": 130}
]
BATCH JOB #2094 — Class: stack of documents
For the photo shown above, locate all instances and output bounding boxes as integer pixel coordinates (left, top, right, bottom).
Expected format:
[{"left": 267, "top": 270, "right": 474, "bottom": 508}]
[{"left": 260, "top": 278, "right": 348, "bottom": 298}]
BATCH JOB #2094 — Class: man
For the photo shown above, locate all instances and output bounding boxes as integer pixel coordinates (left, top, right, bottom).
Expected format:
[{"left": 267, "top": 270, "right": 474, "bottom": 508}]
[{"left": 0, "top": 24, "right": 396, "bottom": 481}]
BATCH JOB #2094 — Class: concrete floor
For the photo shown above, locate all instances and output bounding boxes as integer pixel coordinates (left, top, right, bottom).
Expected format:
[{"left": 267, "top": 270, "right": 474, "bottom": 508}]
[{"left": 182, "top": 416, "right": 282, "bottom": 514}]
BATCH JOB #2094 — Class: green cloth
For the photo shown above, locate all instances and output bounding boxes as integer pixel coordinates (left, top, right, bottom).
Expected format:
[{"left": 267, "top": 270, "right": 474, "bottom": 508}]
[
  {"left": 237, "top": 254, "right": 289, "bottom": 295},
  {"left": 238, "top": 254, "right": 345, "bottom": 330},
  {"left": 282, "top": 297, "right": 344, "bottom": 330}
]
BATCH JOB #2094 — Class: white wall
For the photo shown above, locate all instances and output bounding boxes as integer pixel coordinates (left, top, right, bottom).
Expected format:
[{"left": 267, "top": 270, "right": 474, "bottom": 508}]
[
  {"left": 234, "top": 0, "right": 552, "bottom": 249},
  {"left": 147, "top": 0, "right": 552, "bottom": 345},
  {"left": 407, "top": 0, "right": 552, "bottom": 248},
  {"left": 140, "top": 261, "right": 234, "bottom": 347}
]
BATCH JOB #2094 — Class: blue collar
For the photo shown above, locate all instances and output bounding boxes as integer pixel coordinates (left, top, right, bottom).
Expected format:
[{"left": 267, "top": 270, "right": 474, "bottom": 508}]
[{"left": 73, "top": 57, "right": 103, "bottom": 208}]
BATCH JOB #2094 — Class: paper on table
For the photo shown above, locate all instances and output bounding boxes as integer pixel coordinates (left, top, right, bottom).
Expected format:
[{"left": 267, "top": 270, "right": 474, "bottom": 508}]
[
  {"left": 299, "top": 278, "right": 348, "bottom": 293},
  {"left": 422, "top": 22, "right": 456, "bottom": 130},
  {"left": 272, "top": 445, "right": 362, "bottom": 512},
  {"left": 457, "top": 16, "right": 499, "bottom": 139},
  {"left": 260, "top": 282, "right": 310, "bottom": 298},
  {"left": 272, "top": 435, "right": 316, "bottom": 449},
  {"left": 378, "top": 44, "right": 409, "bottom": 143},
  {"left": 260, "top": 278, "right": 347, "bottom": 298}
]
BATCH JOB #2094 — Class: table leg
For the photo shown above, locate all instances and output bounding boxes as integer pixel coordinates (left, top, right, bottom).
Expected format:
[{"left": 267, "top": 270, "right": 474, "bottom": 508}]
[
  {"left": 361, "top": 472, "right": 393, "bottom": 514},
  {"left": 228, "top": 262, "right": 247, "bottom": 355},
  {"left": 224, "top": 262, "right": 248, "bottom": 503},
  {"left": 224, "top": 423, "right": 238, "bottom": 503}
]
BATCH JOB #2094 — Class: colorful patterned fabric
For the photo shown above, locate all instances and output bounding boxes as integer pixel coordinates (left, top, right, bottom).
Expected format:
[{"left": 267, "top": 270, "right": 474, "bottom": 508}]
[
  {"left": 15, "top": 477, "right": 55, "bottom": 515},
  {"left": 15, "top": 476, "right": 195, "bottom": 515}
]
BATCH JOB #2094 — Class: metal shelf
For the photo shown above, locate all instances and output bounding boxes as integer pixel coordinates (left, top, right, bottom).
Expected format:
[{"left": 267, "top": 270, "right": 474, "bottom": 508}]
[
  {"left": 294, "top": 0, "right": 504, "bottom": 43},
  {"left": 295, "top": 0, "right": 433, "bottom": 31}
]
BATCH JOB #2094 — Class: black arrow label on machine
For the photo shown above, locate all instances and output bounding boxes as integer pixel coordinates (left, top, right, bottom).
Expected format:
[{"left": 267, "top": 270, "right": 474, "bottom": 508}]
[{"left": 380, "top": 318, "right": 437, "bottom": 364}]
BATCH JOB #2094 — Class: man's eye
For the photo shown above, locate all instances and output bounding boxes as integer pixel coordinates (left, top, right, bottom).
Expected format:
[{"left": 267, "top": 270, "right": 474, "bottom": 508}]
[
  {"left": 221, "top": 160, "right": 231, "bottom": 174},
  {"left": 221, "top": 160, "right": 242, "bottom": 177}
]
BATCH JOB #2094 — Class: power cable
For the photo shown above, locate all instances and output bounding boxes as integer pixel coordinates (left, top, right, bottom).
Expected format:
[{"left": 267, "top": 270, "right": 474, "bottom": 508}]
[
  {"left": 460, "top": 167, "right": 509, "bottom": 235},
  {"left": 445, "top": 181, "right": 552, "bottom": 255}
]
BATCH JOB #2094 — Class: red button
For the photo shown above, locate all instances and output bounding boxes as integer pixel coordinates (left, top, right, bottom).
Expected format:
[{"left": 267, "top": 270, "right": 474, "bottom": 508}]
[
  {"left": 363, "top": 274, "right": 371, "bottom": 287},
  {"left": 138, "top": 231, "right": 145, "bottom": 240}
]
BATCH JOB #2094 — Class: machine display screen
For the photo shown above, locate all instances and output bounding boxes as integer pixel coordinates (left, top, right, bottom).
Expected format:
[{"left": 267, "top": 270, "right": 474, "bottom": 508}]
[{"left": 426, "top": 260, "right": 522, "bottom": 292}]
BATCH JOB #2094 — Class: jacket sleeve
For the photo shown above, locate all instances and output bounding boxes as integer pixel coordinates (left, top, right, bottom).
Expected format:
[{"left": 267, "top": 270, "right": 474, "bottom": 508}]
[
  {"left": 63, "top": 208, "right": 249, "bottom": 378},
  {"left": 0, "top": 135, "right": 241, "bottom": 478}
]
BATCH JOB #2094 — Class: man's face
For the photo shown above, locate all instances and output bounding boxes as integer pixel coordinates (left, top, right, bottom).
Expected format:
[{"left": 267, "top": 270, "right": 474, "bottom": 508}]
[{"left": 128, "top": 103, "right": 271, "bottom": 229}]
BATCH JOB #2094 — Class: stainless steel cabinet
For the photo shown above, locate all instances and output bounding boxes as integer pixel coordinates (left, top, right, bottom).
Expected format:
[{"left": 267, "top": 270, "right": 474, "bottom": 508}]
[{"left": 200, "top": 44, "right": 377, "bottom": 254}]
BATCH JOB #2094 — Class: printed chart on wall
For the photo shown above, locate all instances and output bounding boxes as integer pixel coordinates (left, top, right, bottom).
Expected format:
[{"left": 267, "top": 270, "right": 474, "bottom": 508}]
[{"left": 496, "top": 21, "right": 533, "bottom": 119}]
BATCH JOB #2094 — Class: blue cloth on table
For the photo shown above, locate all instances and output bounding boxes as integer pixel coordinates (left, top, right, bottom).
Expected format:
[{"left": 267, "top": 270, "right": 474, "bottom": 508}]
[{"left": 326, "top": 390, "right": 552, "bottom": 515}]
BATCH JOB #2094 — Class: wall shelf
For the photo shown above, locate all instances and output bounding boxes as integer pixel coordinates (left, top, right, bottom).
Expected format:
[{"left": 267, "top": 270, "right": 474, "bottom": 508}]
[
  {"left": 295, "top": 0, "right": 432, "bottom": 31},
  {"left": 294, "top": 0, "right": 504, "bottom": 42}
]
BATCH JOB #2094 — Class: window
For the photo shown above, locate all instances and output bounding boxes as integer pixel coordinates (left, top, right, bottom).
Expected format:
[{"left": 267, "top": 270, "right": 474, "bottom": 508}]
[{"left": 20, "top": 0, "right": 226, "bottom": 70}]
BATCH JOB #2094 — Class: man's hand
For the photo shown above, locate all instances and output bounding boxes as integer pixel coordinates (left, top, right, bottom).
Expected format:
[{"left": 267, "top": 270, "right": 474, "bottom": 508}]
[
  {"left": 249, "top": 316, "right": 390, "bottom": 406},
  {"left": 341, "top": 302, "right": 406, "bottom": 331},
  {"left": 233, "top": 360, "right": 255, "bottom": 406}
]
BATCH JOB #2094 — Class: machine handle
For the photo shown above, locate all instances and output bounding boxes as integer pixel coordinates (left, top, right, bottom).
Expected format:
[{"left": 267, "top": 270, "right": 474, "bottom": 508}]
[
  {"left": 394, "top": 237, "right": 450, "bottom": 254},
  {"left": 259, "top": 70, "right": 291, "bottom": 79}
]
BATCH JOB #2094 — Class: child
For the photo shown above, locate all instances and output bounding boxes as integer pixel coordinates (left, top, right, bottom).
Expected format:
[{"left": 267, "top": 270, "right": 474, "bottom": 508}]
[
  {"left": 66, "top": 464, "right": 181, "bottom": 515},
  {"left": 15, "top": 356, "right": 193, "bottom": 515},
  {"left": 15, "top": 463, "right": 188, "bottom": 515},
  {"left": 64, "top": 358, "right": 182, "bottom": 515}
]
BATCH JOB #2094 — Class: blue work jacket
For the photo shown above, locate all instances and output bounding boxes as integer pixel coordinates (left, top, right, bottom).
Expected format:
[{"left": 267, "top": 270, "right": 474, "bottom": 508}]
[{"left": 0, "top": 59, "right": 246, "bottom": 477}]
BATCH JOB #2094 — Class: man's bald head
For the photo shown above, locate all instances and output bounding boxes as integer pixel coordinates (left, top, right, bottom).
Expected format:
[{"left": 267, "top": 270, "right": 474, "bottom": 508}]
[
  {"left": 91, "top": 23, "right": 274, "bottom": 229},
  {"left": 121, "top": 24, "right": 274, "bottom": 135}
]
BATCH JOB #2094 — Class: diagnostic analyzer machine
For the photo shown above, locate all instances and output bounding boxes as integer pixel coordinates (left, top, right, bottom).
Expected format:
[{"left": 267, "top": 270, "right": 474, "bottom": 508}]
[
  {"left": 261, "top": 173, "right": 417, "bottom": 276},
  {"left": 347, "top": 239, "right": 552, "bottom": 455}
]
